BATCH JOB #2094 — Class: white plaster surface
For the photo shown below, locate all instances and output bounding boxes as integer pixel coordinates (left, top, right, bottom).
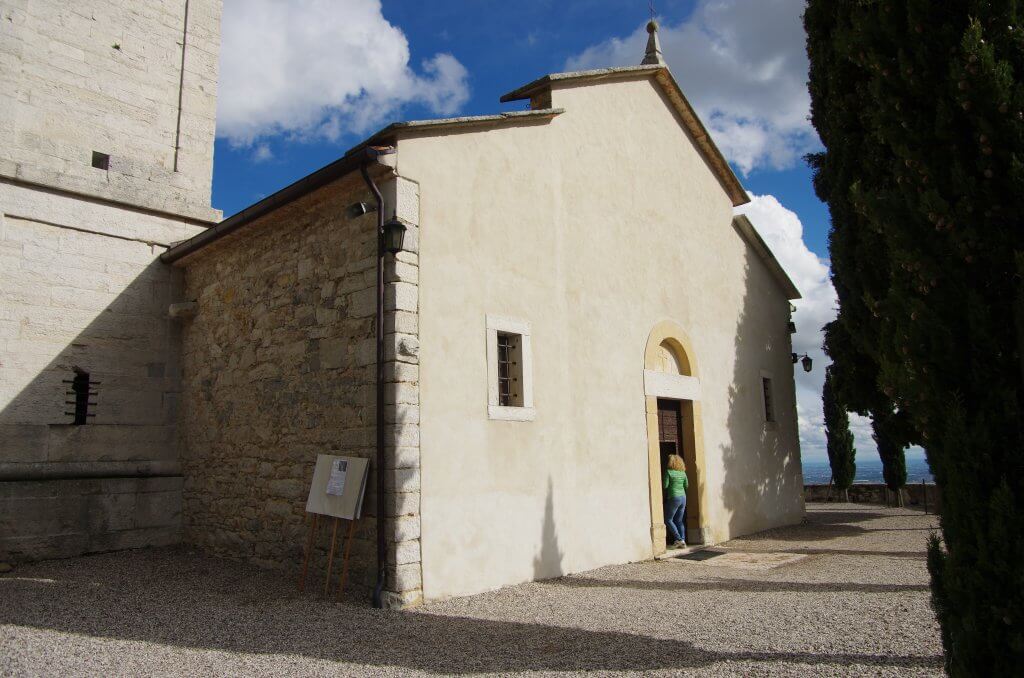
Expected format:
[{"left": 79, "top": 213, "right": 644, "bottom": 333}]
[{"left": 399, "top": 75, "right": 804, "bottom": 600}]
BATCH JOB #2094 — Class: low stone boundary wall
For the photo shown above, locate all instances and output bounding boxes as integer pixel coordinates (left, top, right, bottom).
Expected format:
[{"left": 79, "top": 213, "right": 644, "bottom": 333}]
[
  {"left": 0, "top": 476, "right": 182, "bottom": 562},
  {"left": 804, "top": 482, "right": 941, "bottom": 512}
]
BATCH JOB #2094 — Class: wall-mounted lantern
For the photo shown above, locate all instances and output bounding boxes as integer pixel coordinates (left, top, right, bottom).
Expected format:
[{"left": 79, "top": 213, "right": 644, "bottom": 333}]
[
  {"left": 383, "top": 218, "right": 407, "bottom": 255},
  {"left": 787, "top": 321, "right": 797, "bottom": 334},
  {"left": 791, "top": 353, "right": 813, "bottom": 373}
]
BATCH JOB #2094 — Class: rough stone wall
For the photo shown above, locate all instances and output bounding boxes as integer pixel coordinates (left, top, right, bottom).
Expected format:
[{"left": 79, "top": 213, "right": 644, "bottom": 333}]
[
  {"left": 0, "top": 0, "right": 222, "bottom": 221},
  {"left": 178, "top": 172, "right": 423, "bottom": 606},
  {"left": 0, "top": 183, "right": 205, "bottom": 561}
]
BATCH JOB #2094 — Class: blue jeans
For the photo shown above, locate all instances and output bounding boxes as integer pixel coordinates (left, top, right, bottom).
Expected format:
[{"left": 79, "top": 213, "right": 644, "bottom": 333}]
[{"left": 664, "top": 494, "right": 687, "bottom": 544}]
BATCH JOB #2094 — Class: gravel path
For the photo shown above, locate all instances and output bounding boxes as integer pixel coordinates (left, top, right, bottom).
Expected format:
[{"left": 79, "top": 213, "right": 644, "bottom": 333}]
[{"left": 0, "top": 504, "right": 943, "bottom": 676}]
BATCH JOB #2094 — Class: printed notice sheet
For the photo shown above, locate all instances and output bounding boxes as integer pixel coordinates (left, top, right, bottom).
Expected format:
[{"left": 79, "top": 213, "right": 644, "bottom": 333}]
[
  {"left": 326, "top": 458, "right": 348, "bottom": 496},
  {"left": 306, "top": 455, "right": 369, "bottom": 519}
]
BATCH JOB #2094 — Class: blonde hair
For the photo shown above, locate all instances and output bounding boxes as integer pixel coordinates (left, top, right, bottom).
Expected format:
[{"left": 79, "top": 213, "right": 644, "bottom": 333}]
[{"left": 667, "top": 454, "right": 686, "bottom": 471}]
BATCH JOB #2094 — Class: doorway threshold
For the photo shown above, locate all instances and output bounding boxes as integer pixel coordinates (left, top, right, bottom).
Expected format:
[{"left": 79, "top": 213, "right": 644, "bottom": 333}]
[{"left": 655, "top": 544, "right": 711, "bottom": 560}]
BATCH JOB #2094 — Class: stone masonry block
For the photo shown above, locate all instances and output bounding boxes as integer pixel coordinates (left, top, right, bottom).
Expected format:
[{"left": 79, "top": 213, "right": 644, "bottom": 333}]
[
  {"left": 388, "top": 538, "right": 422, "bottom": 566},
  {"left": 385, "top": 446, "right": 420, "bottom": 470},
  {"left": 385, "top": 310, "right": 417, "bottom": 335},
  {"left": 391, "top": 515, "right": 421, "bottom": 542},
  {"left": 387, "top": 562, "right": 423, "bottom": 593},
  {"left": 320, "top": 337, "right": 346, "bottom": 370},
  {"left": 382, "top": 588, "right": 423, "bottom": 610},
  {"left": 386, "top": 404, "right": 419, "bottom": 425},
  {"left": 384, "top": 282, "right": 417, "bottom": 313},
  {"left": 348, "top": 287, "right": 376, "bottom": 318},
  {"left": 384, "top": 259, "right": 418, "bottom": 284},
  {"left": 385, "top": 383, "right": 418, "bottom": 405},
  {"left": 386, "top": 467, "right": 420, "bottom": 492},
  {"left": 385, "top": 424, "right": 419, "bottom": 448},
  {"left": 382, "top": 176, "right": 420, "bottom": 226},
  {"left": 385, "top": 333, "right": 419, "bottom": 364},
  {"left": 384, "top": 362, "right": 418, "bottom": 384},
  {"left": 386, "top": 490, "right": 420, "bottom": 517}
]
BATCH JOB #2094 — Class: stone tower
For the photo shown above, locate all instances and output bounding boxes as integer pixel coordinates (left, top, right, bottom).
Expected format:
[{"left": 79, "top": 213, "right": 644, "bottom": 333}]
[{"left": 0, "top": 0, "right": 223, "bottom": 561}]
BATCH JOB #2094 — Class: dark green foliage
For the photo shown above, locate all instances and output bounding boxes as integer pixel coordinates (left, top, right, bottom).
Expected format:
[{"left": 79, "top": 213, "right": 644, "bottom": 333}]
[
  {"left": 806, "top": 0, "right": 1024, "bottom": 673},
  {"left": 871, "top": 410, "right": 908, "bottom": 492},
  {"left": 823, "top": 366, "right": 856, "bottom": 493}
]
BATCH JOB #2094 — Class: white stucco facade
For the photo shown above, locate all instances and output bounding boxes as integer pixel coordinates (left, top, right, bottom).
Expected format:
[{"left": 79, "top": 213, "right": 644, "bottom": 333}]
[{"left": 387, "top": 73, "right": 804, "bottom": 600}]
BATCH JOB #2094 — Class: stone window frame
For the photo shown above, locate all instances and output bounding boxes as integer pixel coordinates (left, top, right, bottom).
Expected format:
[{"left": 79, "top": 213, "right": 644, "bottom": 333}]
[{"left": 486, "top": 314, "right": 535, "bottom": 421}]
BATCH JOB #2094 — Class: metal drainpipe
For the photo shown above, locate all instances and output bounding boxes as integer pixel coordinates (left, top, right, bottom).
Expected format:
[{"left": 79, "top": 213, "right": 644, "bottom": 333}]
[{"left": 360, "top": 159, "right": 388, "bottom": 609}]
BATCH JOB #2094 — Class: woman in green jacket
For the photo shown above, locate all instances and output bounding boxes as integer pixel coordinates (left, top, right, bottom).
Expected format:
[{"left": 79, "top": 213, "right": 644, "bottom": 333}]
[{"left": 663, "top": 454, "right": 689, "bottom": 548}]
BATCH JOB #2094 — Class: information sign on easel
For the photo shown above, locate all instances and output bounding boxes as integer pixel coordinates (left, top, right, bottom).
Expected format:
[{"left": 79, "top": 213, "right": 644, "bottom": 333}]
[{"left": 299, "top": 454, "right": 369, "bottom": 600}]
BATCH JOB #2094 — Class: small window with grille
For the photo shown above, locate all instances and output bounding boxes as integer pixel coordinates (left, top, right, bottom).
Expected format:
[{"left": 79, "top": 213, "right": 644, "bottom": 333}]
[
  {"left": 762, "top": 376, "right": 775, "bottom": 423},
  {"left": 486, "top": 315, "right": 535, "bottom": 421},
  {"left": 496, "top": 331, "right": 524, "bottom": 407}
]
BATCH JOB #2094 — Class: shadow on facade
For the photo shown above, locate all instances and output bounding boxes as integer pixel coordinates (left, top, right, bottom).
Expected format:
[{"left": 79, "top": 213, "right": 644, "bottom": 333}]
[
  {"left": 717, "top": 240, "right": 805, "bottom": 540},
  {"left": 532, "top": 477, "right": 565, "bottom": 580},
  {"left": 0, "top": 257, "right": 182, "bottom": 446},
  {"left": 0, "top": 249, "right": 185, "bottom": 560},
  {"left": 0, "top": 547, "right": 942, "bottom": 673}
]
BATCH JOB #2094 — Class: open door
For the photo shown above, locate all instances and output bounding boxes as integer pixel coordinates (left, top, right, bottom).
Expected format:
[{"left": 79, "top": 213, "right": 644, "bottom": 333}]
[{"left": 656, "top": 397, "right": 702, "bottom": 545}]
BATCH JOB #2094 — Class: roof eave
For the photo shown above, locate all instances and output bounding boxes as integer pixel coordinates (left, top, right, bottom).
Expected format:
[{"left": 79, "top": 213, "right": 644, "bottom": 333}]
[
  {"left": 499, "top": 65, "right": 663, "bottom": 102},
  {"left": 161, "top": 145, "right": 395, "bottom": 265}
]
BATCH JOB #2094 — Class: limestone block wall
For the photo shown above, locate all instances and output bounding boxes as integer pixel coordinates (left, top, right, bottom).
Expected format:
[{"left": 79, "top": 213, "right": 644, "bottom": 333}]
[
  {"left": 177, "top": 172, "right": 422, "bottom": 606},
  {"left": 1, "top": 477, "right": 182, "bottom": 560},
  {"left": 0, "top": 182, "right": 207, "bottom": 561},
  {"left": 0, "top": 0, "right": 222, "bottom": 220}
]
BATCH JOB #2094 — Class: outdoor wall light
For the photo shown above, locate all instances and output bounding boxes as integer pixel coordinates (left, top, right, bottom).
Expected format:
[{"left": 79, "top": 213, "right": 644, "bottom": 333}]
[
  {"left": 787, "top": 321, "right": 797, "bottom": 334},
  {"left": 347, "top": 201, "right": 376, "bottom": 219},
  {"left": 383, "top": 218, "right": 407, "bottom": 255},
  {"left": 791, "top": 353, "right": 813, "bottom": 373}
]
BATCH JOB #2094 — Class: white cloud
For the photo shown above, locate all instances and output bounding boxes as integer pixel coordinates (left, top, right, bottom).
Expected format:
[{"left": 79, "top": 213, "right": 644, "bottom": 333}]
[
  {"left": 217, "top": 0, "right": 470, "bottom": 146},
  {"left": 566, "top": 0, "right": 818, "bottom": 175},
  {"left": 251, "top": 143, "right": 273, "bottom": 163}
]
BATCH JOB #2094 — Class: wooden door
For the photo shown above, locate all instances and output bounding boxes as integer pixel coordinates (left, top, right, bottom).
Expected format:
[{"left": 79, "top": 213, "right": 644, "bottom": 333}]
[{"left": 657, "top": 399, "right": 682, "bottom": 477}]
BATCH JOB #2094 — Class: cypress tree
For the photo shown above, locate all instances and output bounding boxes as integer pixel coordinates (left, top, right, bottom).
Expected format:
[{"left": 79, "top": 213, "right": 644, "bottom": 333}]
[
  {"left": 823, "top": 366, "right": 856, "bottom": 501},
  {"left": 806, "top": 1, "right": 1024, "bottom": 672},
  {"left": 872, "top": 410, "right": 908, "bottom": 504}
]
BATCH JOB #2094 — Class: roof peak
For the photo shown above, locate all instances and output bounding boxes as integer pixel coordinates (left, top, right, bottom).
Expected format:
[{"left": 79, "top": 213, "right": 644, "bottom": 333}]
[{"left": 642, "top": 19, "right": 665, "bottom": 66}]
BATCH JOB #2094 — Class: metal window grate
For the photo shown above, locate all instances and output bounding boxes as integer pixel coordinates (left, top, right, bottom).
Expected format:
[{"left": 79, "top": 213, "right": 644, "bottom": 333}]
[
  {"left": 64, "top": 370, "right": 99, "bottom": 425},
  {"left": 762, "top": 377, "right": 775, "bottom": 423},
  {"left": 497, "top": 332, "right": 520, "bottom": 407}
]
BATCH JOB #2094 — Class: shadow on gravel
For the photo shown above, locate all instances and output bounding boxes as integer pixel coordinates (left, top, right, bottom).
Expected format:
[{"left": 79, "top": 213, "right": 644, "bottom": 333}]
[
  {"left": 550, "top": 576, "right": 930, "bottom": 594},
  {"left": 739, "top": 547, "right": 928, "bottom": 560},
  {"left": 0, "top": 548, "right": 942, "bottom": 673},
  {"left": 802, "top": 510, "right": 895, "bottom": 525}
]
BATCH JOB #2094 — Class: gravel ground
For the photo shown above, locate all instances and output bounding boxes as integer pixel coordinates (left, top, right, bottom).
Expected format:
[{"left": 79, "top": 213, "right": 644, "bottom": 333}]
[{"left": 0, "top": 504, "right": 943, "bottom": 676}]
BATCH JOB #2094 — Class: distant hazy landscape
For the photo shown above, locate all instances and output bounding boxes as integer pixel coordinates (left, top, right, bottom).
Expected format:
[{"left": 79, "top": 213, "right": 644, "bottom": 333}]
[{"left": 802, "top": 456, "right": 934, "bottom": 484}]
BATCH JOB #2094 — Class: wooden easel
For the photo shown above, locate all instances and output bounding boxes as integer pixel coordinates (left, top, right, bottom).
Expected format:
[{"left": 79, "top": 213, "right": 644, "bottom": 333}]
[{"left": 298, "top": 511, "right": 358, "bottom": 600}]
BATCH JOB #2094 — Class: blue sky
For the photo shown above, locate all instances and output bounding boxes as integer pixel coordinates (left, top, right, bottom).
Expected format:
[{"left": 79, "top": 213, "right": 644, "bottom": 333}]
[{"left": 210, "top": 0, "right": 904, "bottom": 463}]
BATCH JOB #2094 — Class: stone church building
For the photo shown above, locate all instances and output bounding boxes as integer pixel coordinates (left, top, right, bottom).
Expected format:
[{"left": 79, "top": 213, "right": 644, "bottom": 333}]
[{"left": 1, "top": 2, "right": 805, "bottom": 606}]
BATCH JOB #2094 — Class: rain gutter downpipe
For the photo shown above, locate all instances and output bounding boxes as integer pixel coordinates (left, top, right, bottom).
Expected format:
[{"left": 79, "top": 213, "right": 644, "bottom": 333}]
[{"left": 360, "top": 147, "right": 393, "bottom": 609}]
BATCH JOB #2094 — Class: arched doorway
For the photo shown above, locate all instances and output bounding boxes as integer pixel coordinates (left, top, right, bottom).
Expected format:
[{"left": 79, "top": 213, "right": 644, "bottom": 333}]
[{"left": 643, "top": 321, "right": 710, "bottom": 554}]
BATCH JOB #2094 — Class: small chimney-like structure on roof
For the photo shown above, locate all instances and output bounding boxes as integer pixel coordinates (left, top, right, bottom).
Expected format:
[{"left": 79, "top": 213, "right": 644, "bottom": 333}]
[{"left": 641, "top": 19, "right": 665, "bottom": 65}]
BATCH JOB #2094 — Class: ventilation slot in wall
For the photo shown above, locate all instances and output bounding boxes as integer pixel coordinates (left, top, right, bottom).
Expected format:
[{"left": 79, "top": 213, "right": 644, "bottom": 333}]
[
  {"left": 91, "top": 151, "right": 110, "bottom": 170},
  {"left": 64, "top": 370, "right": 98, "bottom": 425}
]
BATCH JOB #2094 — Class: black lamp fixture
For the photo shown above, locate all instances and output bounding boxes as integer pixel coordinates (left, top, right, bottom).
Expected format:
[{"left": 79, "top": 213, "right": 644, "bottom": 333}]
[
  {"left": 791, "top": 353, "right": 813, "bottom": 373},
  {"left": 383, "top": 217, "right": 407, "bottom": 255}
]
